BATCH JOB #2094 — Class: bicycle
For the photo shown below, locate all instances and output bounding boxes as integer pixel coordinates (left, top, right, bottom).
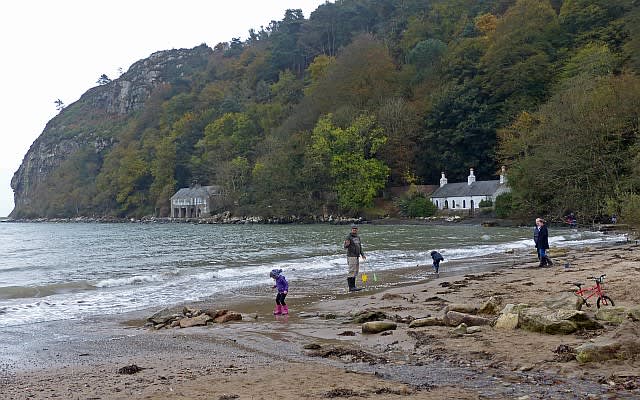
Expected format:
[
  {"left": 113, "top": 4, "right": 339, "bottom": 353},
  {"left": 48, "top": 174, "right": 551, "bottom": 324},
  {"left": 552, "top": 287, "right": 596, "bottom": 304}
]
[{"left": 573, "top": 274, "right": 615, "bottom": 309}]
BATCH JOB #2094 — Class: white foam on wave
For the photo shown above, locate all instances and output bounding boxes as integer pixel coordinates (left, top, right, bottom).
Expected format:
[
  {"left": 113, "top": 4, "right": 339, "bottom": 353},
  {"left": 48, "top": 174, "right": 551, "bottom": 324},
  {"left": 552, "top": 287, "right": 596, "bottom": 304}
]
[{"left": 94, "top": 274, "right": 165, "bottom": 288}]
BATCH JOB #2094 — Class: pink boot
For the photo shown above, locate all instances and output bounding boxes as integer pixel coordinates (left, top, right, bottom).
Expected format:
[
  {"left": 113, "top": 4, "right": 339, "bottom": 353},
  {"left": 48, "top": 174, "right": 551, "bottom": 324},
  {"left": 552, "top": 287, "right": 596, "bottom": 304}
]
[
  {"left": 281, "top": 305, "right": 289, "bottom": 315},
  {"left": 273, "top": 305, "right": 282, "bottom": 315}
]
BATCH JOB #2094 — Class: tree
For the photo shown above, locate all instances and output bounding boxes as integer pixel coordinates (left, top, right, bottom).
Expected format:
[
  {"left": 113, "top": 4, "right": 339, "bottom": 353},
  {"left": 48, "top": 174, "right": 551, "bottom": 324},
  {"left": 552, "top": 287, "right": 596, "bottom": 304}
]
[
  {"left": 304, "top": 34, "right": 398, "bottom": 114},
  {"left": 97, "top": 74, "right": 111, "bottom": 85},
  {"left": 54, "top": 98, "right": 65, "bottom": 111},
  {"left": 376, "top": 98, "right": 420, "bottom": 185},
  {"left": 408, "top": 38, "right": 447, "bottom": 82},
  {"left": 308, "top": 114, "right": 390, "bottom": 212},
  {"left": 559, "top": 42, "right": 618, "bottom": 83},
  {"left": 498, "top": 74, "right": 640, "bottom": 219},
  {"left": 480, "top": 0, "right": 562, "bottom": 119},
  {"left": 149, "top": 137, "right": 177, "bottom": 216}
]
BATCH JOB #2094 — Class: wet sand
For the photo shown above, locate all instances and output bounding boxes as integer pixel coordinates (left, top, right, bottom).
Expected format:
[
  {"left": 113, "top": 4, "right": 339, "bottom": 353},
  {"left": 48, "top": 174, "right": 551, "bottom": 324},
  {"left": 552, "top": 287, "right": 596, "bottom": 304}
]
[{"left": 1, "top": 239, "right": 640, "bottom": 399}]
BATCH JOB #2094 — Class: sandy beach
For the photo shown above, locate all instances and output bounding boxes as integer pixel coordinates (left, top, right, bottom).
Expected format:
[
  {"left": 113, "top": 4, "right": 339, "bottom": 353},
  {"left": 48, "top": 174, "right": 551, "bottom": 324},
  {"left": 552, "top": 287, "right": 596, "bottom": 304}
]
[{"left": 2, "top": 237, "right": 640, "bottom": 399}]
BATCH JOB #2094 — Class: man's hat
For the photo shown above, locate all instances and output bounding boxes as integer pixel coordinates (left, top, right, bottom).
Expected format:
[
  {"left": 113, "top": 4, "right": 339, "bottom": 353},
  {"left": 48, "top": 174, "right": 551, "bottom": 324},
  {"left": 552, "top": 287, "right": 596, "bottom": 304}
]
[{"left": 350, "top": 224, "right": 358, "bottom": 229}]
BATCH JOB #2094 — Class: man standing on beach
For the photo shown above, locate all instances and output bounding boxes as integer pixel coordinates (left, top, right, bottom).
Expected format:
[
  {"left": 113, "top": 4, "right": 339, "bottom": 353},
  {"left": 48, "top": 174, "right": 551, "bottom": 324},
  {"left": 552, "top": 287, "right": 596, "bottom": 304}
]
[
  {"left": 534, "top": 218, "right": 553, "bottom": 267},
  {"left": 344, "top": 224, "right": 366, "bottom": 292}
]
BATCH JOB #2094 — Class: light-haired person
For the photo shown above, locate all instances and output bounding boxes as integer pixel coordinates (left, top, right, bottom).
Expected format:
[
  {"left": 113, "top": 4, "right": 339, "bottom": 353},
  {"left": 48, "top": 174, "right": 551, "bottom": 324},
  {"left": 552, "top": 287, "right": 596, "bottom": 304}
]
[{"left": 534, "top": 218, "right": 553, "bottom": 267}]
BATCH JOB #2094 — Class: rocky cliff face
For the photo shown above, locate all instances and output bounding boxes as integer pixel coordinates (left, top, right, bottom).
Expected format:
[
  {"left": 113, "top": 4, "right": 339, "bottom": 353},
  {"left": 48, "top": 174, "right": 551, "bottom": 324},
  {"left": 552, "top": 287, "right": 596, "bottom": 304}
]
[{"left": 10, "top": 45, "right": 212, "bottom": 217}]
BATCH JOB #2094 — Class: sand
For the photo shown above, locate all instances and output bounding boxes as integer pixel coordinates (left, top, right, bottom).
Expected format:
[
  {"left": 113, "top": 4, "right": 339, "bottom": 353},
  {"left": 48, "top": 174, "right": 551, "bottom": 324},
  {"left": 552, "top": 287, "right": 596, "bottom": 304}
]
[{"left": 2, "top": 239, "right": 640, "bottom": 399}]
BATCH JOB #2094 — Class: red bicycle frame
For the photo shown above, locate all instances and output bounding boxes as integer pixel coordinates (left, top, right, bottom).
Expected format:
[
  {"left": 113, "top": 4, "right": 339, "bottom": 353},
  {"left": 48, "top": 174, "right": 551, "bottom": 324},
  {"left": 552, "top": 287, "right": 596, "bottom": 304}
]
[{"left": 573, "top": 274, "right": 614, "bottom": 308}]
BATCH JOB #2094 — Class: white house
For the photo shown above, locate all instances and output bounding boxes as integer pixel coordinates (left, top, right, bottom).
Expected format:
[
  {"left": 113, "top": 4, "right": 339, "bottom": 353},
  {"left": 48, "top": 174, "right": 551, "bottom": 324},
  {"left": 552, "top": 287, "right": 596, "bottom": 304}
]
[
  {"left": 430, "top": 166, "right": 510, "bottom": 210},
  {"left": 170, "top": 185, "right": 223, "bottom": 218}
]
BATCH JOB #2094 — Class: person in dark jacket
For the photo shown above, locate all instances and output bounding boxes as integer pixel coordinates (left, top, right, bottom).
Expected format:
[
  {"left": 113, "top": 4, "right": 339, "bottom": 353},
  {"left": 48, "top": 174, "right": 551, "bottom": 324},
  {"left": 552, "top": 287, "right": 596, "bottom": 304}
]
[
  {"left": 534, "top": 218, "right": 553, "bottom": 267},
  {"left": 430, "top": 251, "right": 444, "bottom": 274},
  {"left": 270, "top": 269, "right": 289, "bottom": 315},
  {"left": 344, "top": 224, "right": 366, "bottom": 292}
]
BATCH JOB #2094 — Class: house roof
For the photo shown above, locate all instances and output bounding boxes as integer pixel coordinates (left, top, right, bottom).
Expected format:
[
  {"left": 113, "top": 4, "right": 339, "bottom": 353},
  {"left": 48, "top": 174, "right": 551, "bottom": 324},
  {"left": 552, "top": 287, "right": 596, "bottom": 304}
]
[
  {"left": 430, "top": 180, "right": 505, "bottom": 198},
  {"left": 171, "top": 185, "right": 222, "bottom": 200}
]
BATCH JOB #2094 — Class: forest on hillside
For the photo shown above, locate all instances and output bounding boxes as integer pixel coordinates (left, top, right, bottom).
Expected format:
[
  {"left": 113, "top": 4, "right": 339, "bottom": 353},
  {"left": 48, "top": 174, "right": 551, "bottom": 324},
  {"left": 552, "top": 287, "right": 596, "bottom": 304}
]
[{"left": 19, "top": 0, "right": 640, "bottom": 224}]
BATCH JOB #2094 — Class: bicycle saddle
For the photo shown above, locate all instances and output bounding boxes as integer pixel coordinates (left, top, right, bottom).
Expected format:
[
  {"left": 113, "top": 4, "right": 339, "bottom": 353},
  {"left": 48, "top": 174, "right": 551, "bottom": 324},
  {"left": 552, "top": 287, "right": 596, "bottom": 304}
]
[{"left": 573, "top": 282, "right": 583, "bottom": 288}]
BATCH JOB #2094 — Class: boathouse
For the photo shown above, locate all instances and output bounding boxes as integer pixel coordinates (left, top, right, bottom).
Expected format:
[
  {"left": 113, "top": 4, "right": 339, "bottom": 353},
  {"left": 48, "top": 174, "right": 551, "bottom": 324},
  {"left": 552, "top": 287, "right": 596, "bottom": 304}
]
[{"left": 170, "top": 185, "right": 223, "bottom": 218}]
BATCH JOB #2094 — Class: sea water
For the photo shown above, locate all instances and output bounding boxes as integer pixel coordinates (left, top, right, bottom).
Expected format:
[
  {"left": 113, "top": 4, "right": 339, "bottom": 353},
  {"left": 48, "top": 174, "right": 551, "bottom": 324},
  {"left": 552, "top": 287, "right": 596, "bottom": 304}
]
[{"left": 0, "top": 222, "right": 624, "bottom": 327}]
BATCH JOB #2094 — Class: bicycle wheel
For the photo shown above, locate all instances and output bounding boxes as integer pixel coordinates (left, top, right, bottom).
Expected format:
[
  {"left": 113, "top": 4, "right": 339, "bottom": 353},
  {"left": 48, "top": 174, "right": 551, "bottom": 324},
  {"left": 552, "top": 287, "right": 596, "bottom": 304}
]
[{"left": 596, "top": 295, "right": 614, "bottom": 308}]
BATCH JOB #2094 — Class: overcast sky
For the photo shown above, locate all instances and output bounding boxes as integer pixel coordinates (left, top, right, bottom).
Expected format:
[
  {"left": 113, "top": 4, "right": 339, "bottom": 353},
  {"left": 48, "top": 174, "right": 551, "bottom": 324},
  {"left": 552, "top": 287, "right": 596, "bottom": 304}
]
[{"left": 0, "top": 0, "right": 326, "bottom": 217}]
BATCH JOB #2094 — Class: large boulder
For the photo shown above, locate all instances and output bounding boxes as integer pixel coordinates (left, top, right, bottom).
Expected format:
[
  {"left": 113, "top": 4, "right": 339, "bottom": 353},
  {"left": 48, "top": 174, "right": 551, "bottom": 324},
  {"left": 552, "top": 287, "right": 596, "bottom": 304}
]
[
  {"left": 500, "top": 303, "right": 530, "bottom": 315},
  {"left": 214, "top": 311, "right": 242, "bottom": 323},
  {"left": 543, "top": 292, "right": 583, "bottom": 311},
  {"left": 576, "top": 321, "right": 640, "bottom": 363},
  {"left": 519, "top": 307, "right": 602, "bottom": 335},
  {"left": 495, "top": 313, "right": 519, "bottom": 330},
  {"left": 179, "top": 313, "right": 212, "bottom": 328},
  {"left": 362, "top": 321, "right": 397, "bottom": 334},
  {"left": 478, "top": 296, "right": 503, "bottom": 315},
  {"left": 595, "top": 307, "right": 628, "bottom": 325},
  {"left": 443, "top": 311, "right": 492, "bottom": 327}
]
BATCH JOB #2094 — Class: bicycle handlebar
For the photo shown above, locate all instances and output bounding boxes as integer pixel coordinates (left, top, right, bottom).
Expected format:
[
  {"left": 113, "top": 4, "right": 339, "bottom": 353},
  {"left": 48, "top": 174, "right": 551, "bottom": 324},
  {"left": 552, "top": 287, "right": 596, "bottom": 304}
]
[{"left": 586, "top": 274, "right": 606, "bottom": 281}]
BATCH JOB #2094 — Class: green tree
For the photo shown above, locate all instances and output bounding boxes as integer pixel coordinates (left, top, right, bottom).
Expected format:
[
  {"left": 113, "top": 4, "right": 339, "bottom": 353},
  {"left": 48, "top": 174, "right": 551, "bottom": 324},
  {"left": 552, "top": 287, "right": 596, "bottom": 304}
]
[
  {"left": 559, "top": 42, "right": 618, "bottom": 83},
  {"left": 308, "top": 114, "right": 390, "bottom": 212},
  {"left": 149, "top": 136, "right": 177, "bottom": 216},
  {"left": 481, "top": 0, "right": 561, "bottom": 119}
]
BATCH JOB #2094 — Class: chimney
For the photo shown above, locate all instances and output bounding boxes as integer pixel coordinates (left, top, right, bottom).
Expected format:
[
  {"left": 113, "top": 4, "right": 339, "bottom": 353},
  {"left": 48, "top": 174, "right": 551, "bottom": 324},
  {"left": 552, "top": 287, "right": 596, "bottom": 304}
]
[
  {"left": 467, "top": 168, "right": 476, "bottom": 185},
  {"left": 500, "top": 165, "right": 507, "bottom": 184},
  {"left": 439, "top": 172, "right": 448, "bottom": 187}
]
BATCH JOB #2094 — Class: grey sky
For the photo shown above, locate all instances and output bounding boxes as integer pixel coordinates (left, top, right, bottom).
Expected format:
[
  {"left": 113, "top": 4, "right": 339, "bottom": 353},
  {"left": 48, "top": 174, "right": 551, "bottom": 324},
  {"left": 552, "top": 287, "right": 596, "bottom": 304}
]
[{"left": 0, "top": 0, "right": 326, "bottom": 217}]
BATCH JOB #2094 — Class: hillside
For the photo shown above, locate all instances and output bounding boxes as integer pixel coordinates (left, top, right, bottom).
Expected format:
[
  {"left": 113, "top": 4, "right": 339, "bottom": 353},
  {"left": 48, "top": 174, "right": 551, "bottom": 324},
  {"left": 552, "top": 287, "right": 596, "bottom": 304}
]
[{"left": 10, "top": 0, "right": 640, "bottom": 222}]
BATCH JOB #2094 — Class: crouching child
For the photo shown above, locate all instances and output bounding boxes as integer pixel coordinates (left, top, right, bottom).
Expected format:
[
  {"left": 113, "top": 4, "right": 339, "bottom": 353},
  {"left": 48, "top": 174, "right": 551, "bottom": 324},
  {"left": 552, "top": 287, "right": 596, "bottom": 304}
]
[{"left": 430, "top": 251, "right": 444, "bottom": 274}]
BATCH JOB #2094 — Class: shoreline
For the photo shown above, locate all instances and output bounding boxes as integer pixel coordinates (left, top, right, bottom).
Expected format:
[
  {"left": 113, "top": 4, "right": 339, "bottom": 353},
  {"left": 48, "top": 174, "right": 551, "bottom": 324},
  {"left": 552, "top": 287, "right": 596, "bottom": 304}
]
[{"left": 2, "top": 241, "right": 640, "bottom": 399}]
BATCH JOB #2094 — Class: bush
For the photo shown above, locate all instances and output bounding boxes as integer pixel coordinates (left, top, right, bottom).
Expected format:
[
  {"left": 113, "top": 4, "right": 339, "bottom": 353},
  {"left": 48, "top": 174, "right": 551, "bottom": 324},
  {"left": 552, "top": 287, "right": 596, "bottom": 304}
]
[
  {"left": 397, "top": 193, "right": 437, "bottom": 218},
  {"left": 495, "top": 193, "right": 513, "bottom": 219},
  {"left": 479, "top": 199, "right": 493, "bottom": 208}
]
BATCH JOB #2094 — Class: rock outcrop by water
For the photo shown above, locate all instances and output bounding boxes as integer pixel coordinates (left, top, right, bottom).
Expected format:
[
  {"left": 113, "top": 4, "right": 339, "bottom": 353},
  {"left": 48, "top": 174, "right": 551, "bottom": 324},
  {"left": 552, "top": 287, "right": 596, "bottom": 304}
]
[
  {"left": 146, "top": 306, "right": 242, "bottom": 330},
  {"left": 10, "top": 45, "right": 212, "bottom": 218}
]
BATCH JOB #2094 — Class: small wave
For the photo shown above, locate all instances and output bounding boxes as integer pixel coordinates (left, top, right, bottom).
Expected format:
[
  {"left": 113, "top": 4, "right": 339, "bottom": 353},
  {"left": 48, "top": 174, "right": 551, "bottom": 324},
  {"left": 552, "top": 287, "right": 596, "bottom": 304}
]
[
  {"left": 94, "top": 274, "right": 164, "bottom": 288},
  {"left": 0, "top": 281, "right": 96, "bottom": 300}
]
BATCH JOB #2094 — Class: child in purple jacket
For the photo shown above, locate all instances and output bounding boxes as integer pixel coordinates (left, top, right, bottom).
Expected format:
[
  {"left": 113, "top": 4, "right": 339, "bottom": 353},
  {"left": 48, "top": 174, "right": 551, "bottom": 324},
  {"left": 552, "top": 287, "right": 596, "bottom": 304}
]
[{"left": 270, "top": 269, "right": 289, "bottom": 315}]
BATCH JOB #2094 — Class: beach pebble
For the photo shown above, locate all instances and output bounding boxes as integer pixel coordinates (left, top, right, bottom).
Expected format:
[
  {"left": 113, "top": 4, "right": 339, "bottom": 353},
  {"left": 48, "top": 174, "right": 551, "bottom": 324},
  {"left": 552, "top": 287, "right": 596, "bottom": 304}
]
[
  {"left": 361, "top": 321, "right": 397, "bottom": 334},
  {"left": 443, "top": 311, "right": 492, "bottom": 327},
  {"left": 449, "top": 323, "right": 468, "bottom": 336},
  {"left": 466, "top": 326, "right": 482, "bottom": 334},
  {"left": 444, "top": 303, "right": 479, "bottom": 314},
  {"left": 409, "top": 317, "right": 445, "bottom": 328}
]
